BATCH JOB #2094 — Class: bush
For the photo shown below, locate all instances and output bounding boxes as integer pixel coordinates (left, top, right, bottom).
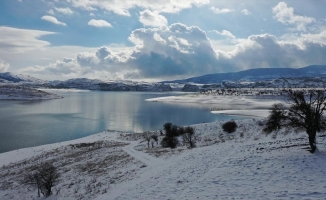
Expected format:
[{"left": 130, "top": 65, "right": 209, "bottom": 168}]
[
  {"left": 162, "top": 122, "right": 181, "bottom": 148},
  {"left": 222, "top": 121, "right": 237, "bottom": 133},
  {"left": 161, "top": 136, "right": 179, "bottom": 148}
]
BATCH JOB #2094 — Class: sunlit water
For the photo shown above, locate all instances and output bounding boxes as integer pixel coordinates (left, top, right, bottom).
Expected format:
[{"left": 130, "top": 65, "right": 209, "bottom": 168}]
[{"left": 0, "top": 90, "right": 246, "bottom": 153}]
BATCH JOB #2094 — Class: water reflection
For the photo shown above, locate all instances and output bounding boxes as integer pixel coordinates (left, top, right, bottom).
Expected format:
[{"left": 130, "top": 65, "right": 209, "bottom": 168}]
[{"left": 0, "top": 91, "right": 245, "bottom": 153}]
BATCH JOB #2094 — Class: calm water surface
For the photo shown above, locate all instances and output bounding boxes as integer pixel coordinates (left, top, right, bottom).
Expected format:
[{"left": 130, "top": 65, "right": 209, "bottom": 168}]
[{"left": 0, "top": 90, "right": 245, "bottom": 153}]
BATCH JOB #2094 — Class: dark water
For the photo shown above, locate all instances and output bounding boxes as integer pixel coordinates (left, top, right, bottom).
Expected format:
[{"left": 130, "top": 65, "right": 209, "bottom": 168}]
[{"left": 0, "top": 90, "right": 245, "bottom": 153}]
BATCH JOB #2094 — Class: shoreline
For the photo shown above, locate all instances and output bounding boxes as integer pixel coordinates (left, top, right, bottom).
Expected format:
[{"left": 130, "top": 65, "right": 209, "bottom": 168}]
[{"left": 1, "top": 118, "right": 326, "bottom": 199}]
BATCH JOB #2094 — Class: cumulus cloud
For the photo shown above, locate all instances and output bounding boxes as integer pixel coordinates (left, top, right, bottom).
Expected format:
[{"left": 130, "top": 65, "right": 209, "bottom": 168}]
[
  {"left": 41, "top": 15, "right": 67, "bottom": 26},
  {"left": 0, "top": 26, "right": 54, "bottom": 52},
  {"left": 272, "top": 2, "right": 315, "bottom": 31},
  {"left": 20, "top": 58, "right": 82, "bottom": 76},
  {"left": 47, "top": 9, "right": 55, "bottom": 15},
  {"left": 54, "top": 7, "right": 74, "bottom": 15},
  {"left": 241, "top": 9, "right": 251, "bottom": 15},
  {"left": 18, "top": 23, "right": 326, "bottom": 80},
  {"left": 301, "top": 30, "right": 326, "bottom": 45},
  {"left": 68, "top": 0, "right": 209, "bottom": 16},
  {"left": 211, "top": 30, "right": 236, "bottom": 39},
  {"left": 210, "top": 6, "right": 234, "bottom": 14},
  {"left": 88, "top": 19, "right": 112, "bottom": 28},
  {"left": 218, "top": 33, "right": 326, "bottom": 70},
  {"left": 126, "top": 23, "right": 218, "bottom": 77},
  {"left": 0, "top": 59, "right": 9, "bottom": 72},
  {"left": 139, "top": 10, "right": 168, "bottom": 27}
]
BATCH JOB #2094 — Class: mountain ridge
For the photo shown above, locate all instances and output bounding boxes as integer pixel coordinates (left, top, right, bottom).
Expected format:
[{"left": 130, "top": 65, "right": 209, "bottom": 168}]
[{"left": 163, "top": 65, "right": 326, "bottom": 84}]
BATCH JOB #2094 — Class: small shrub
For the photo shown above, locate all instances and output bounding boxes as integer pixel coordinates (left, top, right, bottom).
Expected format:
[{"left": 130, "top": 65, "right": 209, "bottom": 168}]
[
  {"left": 162, "top": 122, "right": 180, "bottom": 148},
  {"left": 222, "top": 121, "right": 237, "bottom": 133},
  {"left": 161, "top": 136, "right": 179, "bottom": 149}
]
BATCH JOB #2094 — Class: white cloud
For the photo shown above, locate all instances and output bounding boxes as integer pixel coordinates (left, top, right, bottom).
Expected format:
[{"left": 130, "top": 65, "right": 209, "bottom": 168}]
[
  {"left": 20, "top": 58, "right": 82, "bottom": 76},
  {"left": 218, "top": 33, "right": 326, "bottom": 70},
  {"left": 15, "top": 24, "right": 326, "bottom": 81},
  {"left": 210, "top": 6, "right": 234, "bottom": 14},
  {"left": 241, "top": 9, "right": 251, "bottom": 15},
  {"left": 47, "top": 9, "right": 55, "bottom": 15},
  {"left": 272, "top": 2, "right": 315, "bottom": 31},
  {"left": 88, "top": 19, "right": 112, "bottom": 28},
  {"left": 0, "top": 26, "right": 54, "bottom": 53},
  {"left": 153, "top": 32, "right": 166, "bottom": 44},
  {"left": 68, "top": 0, "right": 209, "bottom": 16},
  {"left": 54, "top": 7, "right": 74, "bottom": 15},
  {"left": 139, "top": 10, "right": 168, "bottom": 27},
  {"left": 211, "top": 30, "right": 236, "bottom": 39},
  {"left": 0, "top": 59, "right": 9, "bottom": 72},
  {"left": 41, "top": 15, "right": 67, "bottom": 26},
  {"left": 301, "top": 30, "right": 326, "bottom": 45}
]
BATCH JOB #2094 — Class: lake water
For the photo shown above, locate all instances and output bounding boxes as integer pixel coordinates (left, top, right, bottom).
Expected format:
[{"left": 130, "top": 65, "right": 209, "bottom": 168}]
[{"left": 0, "top": 90, "right": 245, "bottom": 153}]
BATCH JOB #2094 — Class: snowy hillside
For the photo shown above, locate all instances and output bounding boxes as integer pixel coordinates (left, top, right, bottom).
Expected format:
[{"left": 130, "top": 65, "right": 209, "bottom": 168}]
[
  {"left": 3, "top": 65, "right": 326, "bottom": 91},
  {"left": 0, "top": 72, "right": 47, "bottom": 85},
  {"left": 1, "top": 118, "right": 325, "bottom": 199},
  {"left": 165, "top": 65, "right": 326, "bottom": 84},
  {"left": 0, "top": 86, "right": 63, "bottom": 100},
  {"left": 0, "top": 73, "right": 172, "bottom": 92},
  {"left": 52, "top": 78, "right": 172, "bottom": 92}
]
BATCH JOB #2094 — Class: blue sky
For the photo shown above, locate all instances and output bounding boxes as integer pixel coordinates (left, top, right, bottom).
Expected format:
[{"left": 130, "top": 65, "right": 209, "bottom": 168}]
[{"left": 0, "top": 0, "right": 326, "bottom": 81}]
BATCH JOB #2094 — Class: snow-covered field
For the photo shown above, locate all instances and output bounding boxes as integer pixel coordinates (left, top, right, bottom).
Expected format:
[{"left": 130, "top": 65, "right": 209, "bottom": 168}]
[
  {"left": 0, "top": 86, "right": 62, "bottom": 100},
  {"left": 1, "top": 117, "right": 326, "bottom": 199}
]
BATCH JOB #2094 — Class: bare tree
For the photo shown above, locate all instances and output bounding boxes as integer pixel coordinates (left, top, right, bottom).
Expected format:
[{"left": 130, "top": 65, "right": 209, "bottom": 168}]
[
  {"left": 144, "top": 132, "right": 151, "bottom": 148},
  {"left": 23, "top": 162, "right": 60, "bottom": 197},
  {"left": 264, "top": 89, "right": 326, "bottom": 153},
  {"left": 151, "top": 135, "right": 158, "bottom": 145},
  {"left": 182, "top": 126, "right": 196, "bottom": 148}
]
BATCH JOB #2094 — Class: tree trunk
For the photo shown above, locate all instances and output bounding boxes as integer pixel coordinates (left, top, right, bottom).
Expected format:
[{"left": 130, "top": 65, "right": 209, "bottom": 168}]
[{"left": 308, "top": 132, "right": 317, "bottom": 153}]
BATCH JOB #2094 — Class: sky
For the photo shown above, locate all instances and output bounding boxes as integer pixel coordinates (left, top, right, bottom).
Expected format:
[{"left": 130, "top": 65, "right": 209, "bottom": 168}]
[{"left": 0, "top": 0, "right": 326, "bottom": 81}]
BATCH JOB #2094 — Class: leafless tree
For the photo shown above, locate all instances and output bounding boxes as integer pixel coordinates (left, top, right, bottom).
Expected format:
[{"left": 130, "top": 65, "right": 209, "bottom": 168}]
[
  {"left": 23, "top": 162, "right": 60, "bottom": 197},
  {"left": 264, "top": 89, "right": 326, "bottom": 153},
  {"left": 182, "top": 126, "right": 196, "bottom": 148},
  {"left": 144, "top": 132, "right": 151, "bottom": 148},
  {"left": 151, "top": 135, "right": 158, "bottom": 145}
]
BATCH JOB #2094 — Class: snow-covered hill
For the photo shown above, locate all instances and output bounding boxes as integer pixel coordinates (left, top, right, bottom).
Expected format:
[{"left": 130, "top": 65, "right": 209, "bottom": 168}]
[
  {"left": 1, "top": 119, "right": 325, "bottom": 199},
  {"left": 0, "top": 86, "right": 63, "bottom": 100},
  {"left": 52, "top": 78, "right": 172, "bottom": 92},
  {"left": 0, "top": 72, "right": 47, "bottom": 85},
  {"left": 164, "top": 65, "right": 326, "bottom": 84},
  {"left": 0, "top": 73, "right": 172, "bottom": 92},
  {"left": 3, "top": 65, "right": 326, "bottom": 92}
]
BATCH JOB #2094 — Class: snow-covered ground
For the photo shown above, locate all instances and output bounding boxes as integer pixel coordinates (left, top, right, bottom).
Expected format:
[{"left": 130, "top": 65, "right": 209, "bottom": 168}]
[
  {"left": 0, "top": 86, "right": 62, "bottom": 100},
  {"left": 1, "top": 117, "right": 326, "bottom": 199}
]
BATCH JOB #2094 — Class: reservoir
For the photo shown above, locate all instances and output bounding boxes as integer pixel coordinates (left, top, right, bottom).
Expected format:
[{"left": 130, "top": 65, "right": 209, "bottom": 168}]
[{"left": 0, "top": 90, "right": 244, "bottom": 153}]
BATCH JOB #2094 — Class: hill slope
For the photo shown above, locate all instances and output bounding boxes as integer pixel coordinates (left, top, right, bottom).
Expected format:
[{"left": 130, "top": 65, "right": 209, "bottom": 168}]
[{"left": 164, "top": 65, "right": 326, "bottom": 84}]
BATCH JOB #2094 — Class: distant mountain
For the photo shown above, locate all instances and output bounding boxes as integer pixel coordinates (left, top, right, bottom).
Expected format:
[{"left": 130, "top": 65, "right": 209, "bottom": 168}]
[
  {"left": 163, "top": 65, "right": 326, "bottom": 84},
  {"left": 0, "top": 72, "right": 47, "bottom": 84},
  {"left": 52, "top": 78, "right": 172, "bottom": 92},
  {"left": 0, "top": 73, "right": 172, "bottom": 92},
  {"left": 2, "top": 65, "right": 326, "bottom": 92}
]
